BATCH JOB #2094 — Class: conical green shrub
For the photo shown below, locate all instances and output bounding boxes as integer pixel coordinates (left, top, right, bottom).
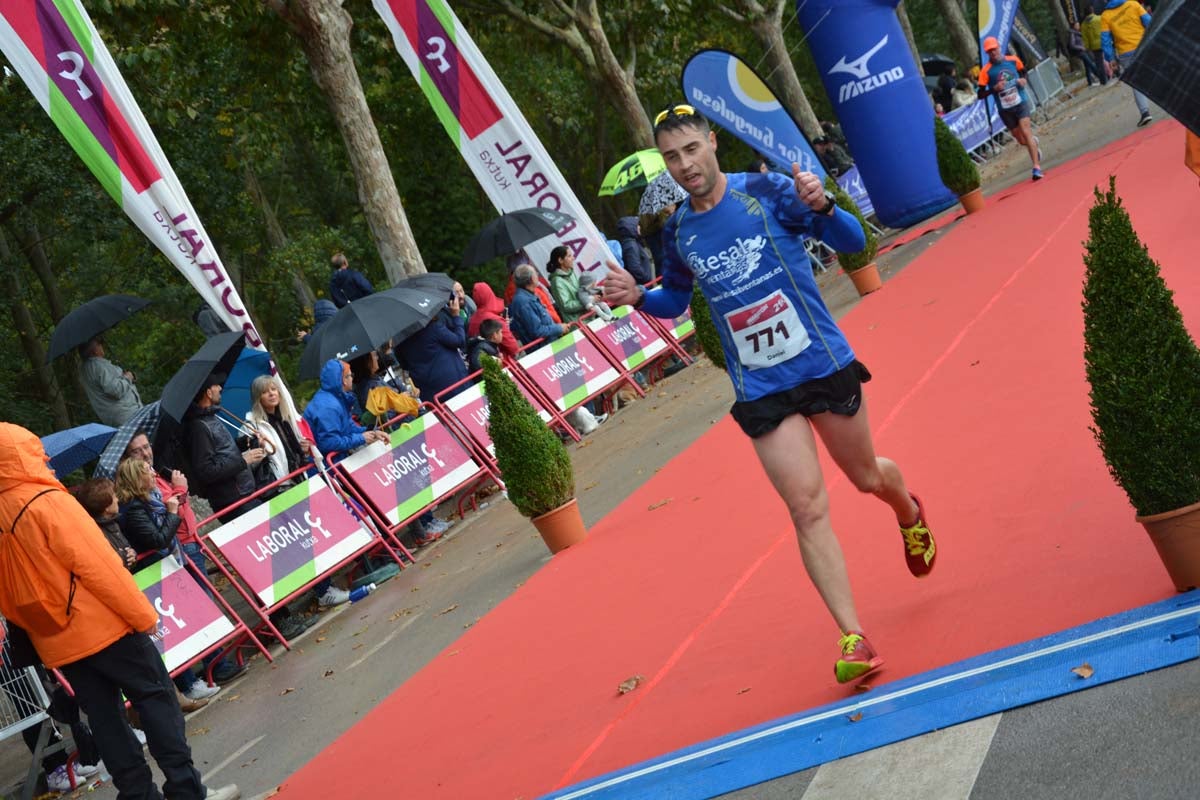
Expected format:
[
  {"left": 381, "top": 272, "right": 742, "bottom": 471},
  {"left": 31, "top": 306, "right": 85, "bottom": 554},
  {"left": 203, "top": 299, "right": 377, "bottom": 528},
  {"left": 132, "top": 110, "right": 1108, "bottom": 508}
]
[
  {"left": 1083, "top": 177, "right": 1200, "bottom": 516},
  {"left": 481, "top": 355, "right": 574, "bottom": 518},
  {"left": 689, "top": 282, "right": 726, "bottom": 370},
  {"left": 934, "top": 115, "right": 981, "bottom": 196}
]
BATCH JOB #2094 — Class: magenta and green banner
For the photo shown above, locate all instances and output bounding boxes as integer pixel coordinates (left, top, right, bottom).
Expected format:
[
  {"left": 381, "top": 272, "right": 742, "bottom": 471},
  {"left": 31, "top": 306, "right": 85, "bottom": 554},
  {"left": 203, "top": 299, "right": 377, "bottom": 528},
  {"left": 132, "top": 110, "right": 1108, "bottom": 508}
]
[
  {"left": 666, "top": 308, "right": 695, "bottom": 341},
  {"left": 134, "top": 554, "right": 235, "bottom": 674},
  {"left": 516, "top": 330, "right": 621, "bottom": 412},
  {"left": 585, "top": 306, "right": 668, "bottom": 372},
  {"left": 442, "top": 368, "right": 552, "bottom": 458},
  {"left": 337, "top": 410, "right": 481, "bottom": 527},
  {"left": 205, "top": 477, "right": 375, "bottom": 607},
  {"left": 0, "top": 0, "right": 266, "bottom": 350}
]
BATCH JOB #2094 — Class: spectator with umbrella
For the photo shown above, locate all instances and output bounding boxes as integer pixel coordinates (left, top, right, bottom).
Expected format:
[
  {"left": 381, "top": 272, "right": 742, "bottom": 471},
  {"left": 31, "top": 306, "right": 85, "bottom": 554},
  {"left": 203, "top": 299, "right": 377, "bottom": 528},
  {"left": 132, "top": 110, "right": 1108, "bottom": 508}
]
[
  {"left": 79, "top": 338, "right": 143, "bottom": 427},
  {"left": 509, "top": 264, "right": 567, "bottom": 347},
  {"left": 503, "top": 250, "right": 562, "bottom": 324},
  {"left": 40, "top": 423, "right": 116, "bottom": 478}
]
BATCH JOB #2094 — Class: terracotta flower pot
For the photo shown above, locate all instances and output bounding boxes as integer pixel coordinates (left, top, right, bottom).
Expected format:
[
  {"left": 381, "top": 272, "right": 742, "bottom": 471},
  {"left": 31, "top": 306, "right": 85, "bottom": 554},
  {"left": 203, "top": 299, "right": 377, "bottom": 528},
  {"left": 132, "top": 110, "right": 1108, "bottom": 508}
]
[
  {"left": 847, "top": 263, "right": 882, "bottom": 296},
  {"left": 1137, "top": 499, "right": 1200, "bottom": 592},
  {"left": 959, "top": 188, "right": 985, "bottom": 214},
  {"left": 531, "top": 497, "right": 587, "bottom": 554}
]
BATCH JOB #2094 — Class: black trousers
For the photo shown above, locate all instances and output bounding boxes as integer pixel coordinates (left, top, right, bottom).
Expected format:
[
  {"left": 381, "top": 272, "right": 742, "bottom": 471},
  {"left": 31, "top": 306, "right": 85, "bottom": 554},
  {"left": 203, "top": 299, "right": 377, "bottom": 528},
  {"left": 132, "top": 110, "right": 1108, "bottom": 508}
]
[{"left": 61, "top": 634, "right": 204, "bottom": 800}]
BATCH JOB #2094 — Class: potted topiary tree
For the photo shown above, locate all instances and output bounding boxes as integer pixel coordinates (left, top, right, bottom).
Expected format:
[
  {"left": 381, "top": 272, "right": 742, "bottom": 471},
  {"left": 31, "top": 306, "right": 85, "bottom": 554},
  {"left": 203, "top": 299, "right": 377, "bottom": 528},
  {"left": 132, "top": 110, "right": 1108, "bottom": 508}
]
[
  {"left": 824, "top": 176, "right": 881, "bottom": 296},
  {"left": 933, "top": 115, "right": 984, "bottom": 214},
  {"left": 1083, "top": 178, "right": 1200, "bottom": 591},
  {"left": 480, "top": 355, "right": 586, "bottom": 553},
  {"left": 689, "top": 283, "right": 725, "bottom": 370}
]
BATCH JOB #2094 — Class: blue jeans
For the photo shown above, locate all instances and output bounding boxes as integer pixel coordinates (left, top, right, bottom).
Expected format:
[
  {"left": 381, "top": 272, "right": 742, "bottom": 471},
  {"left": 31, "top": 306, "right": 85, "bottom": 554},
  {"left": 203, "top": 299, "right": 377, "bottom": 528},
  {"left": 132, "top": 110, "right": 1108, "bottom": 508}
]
[{"left": 1116, "top": 50, "right": 1150, "bottom": 115}]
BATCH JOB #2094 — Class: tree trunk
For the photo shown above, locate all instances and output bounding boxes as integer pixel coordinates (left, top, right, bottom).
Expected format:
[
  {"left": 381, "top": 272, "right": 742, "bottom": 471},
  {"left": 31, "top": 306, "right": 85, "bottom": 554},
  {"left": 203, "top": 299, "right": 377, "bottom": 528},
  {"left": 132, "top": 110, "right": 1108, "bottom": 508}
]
[
  {"left": 1043, "top": 0, "right": 1072, "bottom": 55},
  {"left": 0, "top": 230, "right": 72, "bottom": 431},
  {"left": 935, "top": 0, "right": 980, "bottom": 69},
  {"left": 575, "top": 2, "right": 652, "bottom": 148},
  {"left": 748, "top": 9, "right": 822, "bottom": 139},
  {"left": 12, "top": 223, "right": 67, "bottom": 323},
  {"left": 896, "top": 2, "right": 924, "bottom": 74},
  {"left": 270, "top": 0, "right": 425, "bottom": 283},
  {"left": 243, "top": 163, "right": 317, "bottom": 310}
]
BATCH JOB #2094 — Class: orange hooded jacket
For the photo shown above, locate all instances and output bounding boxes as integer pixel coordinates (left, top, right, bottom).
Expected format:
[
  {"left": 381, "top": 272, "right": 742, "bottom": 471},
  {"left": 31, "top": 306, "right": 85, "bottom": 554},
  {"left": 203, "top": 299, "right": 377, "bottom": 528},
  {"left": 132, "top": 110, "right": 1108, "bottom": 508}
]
[{"left": 0, "top": 423, "right": 157, "bottom": 668}]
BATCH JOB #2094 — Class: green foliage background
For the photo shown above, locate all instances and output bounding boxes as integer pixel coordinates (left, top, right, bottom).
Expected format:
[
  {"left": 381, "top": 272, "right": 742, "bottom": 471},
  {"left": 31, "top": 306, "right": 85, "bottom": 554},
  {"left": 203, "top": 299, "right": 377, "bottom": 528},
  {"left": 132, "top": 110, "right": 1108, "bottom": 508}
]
[{"left": 0, "top": 0, "right": 1064, "bottom": 434}]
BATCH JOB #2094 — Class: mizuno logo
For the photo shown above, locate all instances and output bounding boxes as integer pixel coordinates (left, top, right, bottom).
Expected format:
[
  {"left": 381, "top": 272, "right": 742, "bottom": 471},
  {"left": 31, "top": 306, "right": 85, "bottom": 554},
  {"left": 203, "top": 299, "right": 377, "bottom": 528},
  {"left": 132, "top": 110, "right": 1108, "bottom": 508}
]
[{"left": 829, "top": 36, "right": 889, "bottom": 81}]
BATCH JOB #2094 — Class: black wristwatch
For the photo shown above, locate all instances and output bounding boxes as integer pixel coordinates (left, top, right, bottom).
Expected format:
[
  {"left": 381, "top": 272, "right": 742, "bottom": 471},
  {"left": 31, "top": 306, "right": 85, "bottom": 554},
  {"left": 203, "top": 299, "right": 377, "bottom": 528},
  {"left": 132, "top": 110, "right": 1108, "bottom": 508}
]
[
  {"left": 817, "top": 191, "right": 837, "bottom": 216},
  {"left": 633, "top": 285, "right": 647, "bottom": 310}
]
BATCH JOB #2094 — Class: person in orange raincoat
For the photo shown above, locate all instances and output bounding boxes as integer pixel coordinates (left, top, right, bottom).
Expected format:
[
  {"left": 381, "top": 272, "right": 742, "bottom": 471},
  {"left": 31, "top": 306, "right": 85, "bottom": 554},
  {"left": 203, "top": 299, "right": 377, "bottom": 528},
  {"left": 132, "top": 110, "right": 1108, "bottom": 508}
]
[{"left": 0, "top": 423, "right": 239, "bottom": 800}]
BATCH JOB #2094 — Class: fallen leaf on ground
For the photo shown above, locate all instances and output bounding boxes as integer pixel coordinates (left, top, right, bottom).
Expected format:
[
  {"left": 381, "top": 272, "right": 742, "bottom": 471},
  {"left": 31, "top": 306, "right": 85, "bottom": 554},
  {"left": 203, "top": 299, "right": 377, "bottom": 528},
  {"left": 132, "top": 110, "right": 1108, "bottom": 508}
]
[
  {"left": 323, "top": 669, "right": 335, "bottom": 678},
  {"left": 279, "top": 687, "right": 296, "bottom": 696},
  {"left": 582, "top": 482, "right": 598, "bottom": 492},
  {"left": 577, "top": 440, "right": 592, "bottom": 448},
  {"left": 617, "top": 675, "right": 645, "bottom": 695},
  {"left": 224, "top": 694, "right": 241, "bottom": 703},
  {"left": 1071, "top": 663, "right": 1095, "bottom": 679},
  {"left": 447, "top": 650, "right": 460, "bottom": 657},
  {"left": 437, "top": 604, "right": 459, "bottom": 615},
  {"left": 190, "top": 727, "right": 210, "bottom": 736},
  {"left": 648, "top": 498, "right": 673, "bottom": 511},
  {"left": 854, "top": 684, "right": 872, "bottom": 693},
  {"left": 315, "top": 636, "right": 326, "bottom": 644},
  {"left": 352, "top": 643, "right": 364, "bottom": 650},
  {"left": 848, "top": 712, "right": 863, "bottom": 722},
  {"left": 736, "top": 687, "right": 751, "bottom": 695},
  {"left": 352, "top": 626, "right": 369, "bottom": 636}
]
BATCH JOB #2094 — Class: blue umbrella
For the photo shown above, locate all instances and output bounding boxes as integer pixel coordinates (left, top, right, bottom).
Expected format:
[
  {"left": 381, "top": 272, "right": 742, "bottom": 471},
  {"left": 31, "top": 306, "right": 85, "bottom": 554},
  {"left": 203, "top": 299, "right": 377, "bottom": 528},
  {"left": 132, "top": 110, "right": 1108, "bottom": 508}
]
[
  {"left": 41, "top": 423, "right": 117, "bottom": 477},
  {"left": 221, "top": 348, "right": 273, "bottom": 421}
]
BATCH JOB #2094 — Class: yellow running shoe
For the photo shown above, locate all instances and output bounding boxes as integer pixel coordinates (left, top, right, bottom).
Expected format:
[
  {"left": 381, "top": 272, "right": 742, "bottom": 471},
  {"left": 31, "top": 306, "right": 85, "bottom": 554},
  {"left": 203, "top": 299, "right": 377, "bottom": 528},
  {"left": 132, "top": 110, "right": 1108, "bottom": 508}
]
[
  {"left": 835, "top": 631, "right": 884, "bottom": 684},
  {"left": 900, "top": 492, "right": 937, "bottom": 578}
]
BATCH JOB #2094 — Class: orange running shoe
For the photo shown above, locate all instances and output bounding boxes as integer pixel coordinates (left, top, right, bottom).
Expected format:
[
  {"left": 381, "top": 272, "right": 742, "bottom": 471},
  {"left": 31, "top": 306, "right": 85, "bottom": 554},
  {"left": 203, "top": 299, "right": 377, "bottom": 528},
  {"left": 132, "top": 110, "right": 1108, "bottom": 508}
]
[
  {"left": 834, "top": 631, "right": 884, "bottom": 684},
  {"left": 900, "top": 492, "right": 936, "bottom": 578}
]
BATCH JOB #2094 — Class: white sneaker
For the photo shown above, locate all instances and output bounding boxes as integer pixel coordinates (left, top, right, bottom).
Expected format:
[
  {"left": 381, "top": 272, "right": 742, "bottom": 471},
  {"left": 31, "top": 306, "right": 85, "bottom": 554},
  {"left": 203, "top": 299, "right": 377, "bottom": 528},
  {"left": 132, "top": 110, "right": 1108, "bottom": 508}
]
[
  {"left": 594, "top": 413, "right": 608, "bottom": 425},
  {"left": 47, "top": 764, "right": 91, "bottom": 792},
  {"left": 318, "top": 586, "right": 350, "bottom": 607},
  {"left": 203, "top": 784, "right": 241, "bottom": 800},
  {"left": 132, "top": 727, "right": 147, "bottom": 746},
  {"left": 74, "top": 761, "right": 101, "bottom": 778},
  {"left": 185, "top": 680, "right": 220, "bottom": 701}
]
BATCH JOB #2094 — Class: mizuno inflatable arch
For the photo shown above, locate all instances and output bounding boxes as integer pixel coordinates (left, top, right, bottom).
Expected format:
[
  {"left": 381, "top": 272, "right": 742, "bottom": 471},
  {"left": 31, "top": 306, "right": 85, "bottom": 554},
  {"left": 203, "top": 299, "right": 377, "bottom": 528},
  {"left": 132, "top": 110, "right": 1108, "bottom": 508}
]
[{"left": 797, "top": 0, "right": 958, "bottom": 228}]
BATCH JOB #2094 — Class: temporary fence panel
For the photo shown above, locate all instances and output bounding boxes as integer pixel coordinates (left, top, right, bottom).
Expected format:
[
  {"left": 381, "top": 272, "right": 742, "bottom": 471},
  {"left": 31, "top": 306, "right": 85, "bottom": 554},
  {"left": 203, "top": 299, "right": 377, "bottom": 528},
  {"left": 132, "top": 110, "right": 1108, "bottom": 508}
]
[
  {"left": 0, "top": 641, "right": 49, "bottom": 744},
  {"left": 133, "top": 554, "right": 237, "bottom": 675},
  {"left": 1026, "top": 59, "right": 1066, "bottom": 116},
  {"left": 584, "top": 306, "right": 669, "bottom": 373},
  {"left": 335, "top": 409, "right": 483, "bottom": 530},
  {"left": 205, "top": 476, "right": 377, "bottom": 608},
  {"left": 439, "top": 368, "right": 553, "bottom": 460},
  {"left": 514, "top": 329, "right": 623, "bottom": 413}
]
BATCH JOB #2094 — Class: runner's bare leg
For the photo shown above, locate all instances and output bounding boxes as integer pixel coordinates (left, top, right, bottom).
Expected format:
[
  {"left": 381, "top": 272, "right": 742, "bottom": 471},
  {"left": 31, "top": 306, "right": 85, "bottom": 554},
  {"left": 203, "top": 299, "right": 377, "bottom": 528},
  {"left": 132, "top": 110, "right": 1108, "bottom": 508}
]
[
  {"left": 809, "top": 397, "right": 920, "bottom": 526},
  {"left": 752, "top": 414, "right": 861, "bottom": 633},
  {"left": 1016, "top": 118, "right": 1040, "bottom": 168}
]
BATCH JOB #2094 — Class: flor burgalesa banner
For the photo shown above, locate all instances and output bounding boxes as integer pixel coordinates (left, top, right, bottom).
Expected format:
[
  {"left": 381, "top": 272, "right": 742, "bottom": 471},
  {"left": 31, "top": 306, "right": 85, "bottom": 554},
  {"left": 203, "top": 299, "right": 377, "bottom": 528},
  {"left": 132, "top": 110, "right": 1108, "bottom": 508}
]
[
  {"left": 681, "top": 49, "right": 825, "bottom": 179},
  {"left": 0, "top": 0, "right": 265, "bottom": 348},
  {"left": 372, "top": 0, "right": 612, "bottom": 277}
]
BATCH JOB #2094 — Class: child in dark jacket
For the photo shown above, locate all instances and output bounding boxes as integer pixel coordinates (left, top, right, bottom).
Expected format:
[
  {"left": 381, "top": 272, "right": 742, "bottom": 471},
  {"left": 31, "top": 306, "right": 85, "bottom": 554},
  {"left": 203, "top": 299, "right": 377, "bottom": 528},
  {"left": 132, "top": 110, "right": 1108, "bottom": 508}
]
[{"left": 467, "top": 319, "right": 505, "bottom": 375}]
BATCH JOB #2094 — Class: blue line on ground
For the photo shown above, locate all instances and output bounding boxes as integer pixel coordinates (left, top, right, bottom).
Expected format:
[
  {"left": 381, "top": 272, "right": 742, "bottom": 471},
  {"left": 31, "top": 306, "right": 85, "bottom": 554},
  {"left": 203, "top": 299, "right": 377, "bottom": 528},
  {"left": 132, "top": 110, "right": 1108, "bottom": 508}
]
[{"left": 544, "top": 591, "right": 1200, "bottom": 800}]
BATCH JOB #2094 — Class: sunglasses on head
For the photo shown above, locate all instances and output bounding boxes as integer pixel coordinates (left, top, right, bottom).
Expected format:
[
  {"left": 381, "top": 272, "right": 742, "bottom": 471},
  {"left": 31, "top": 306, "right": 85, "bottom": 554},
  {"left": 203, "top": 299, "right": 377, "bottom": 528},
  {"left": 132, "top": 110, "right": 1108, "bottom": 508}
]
[{"left": 653, "top": 104, "right": 697, "bottom": 127}]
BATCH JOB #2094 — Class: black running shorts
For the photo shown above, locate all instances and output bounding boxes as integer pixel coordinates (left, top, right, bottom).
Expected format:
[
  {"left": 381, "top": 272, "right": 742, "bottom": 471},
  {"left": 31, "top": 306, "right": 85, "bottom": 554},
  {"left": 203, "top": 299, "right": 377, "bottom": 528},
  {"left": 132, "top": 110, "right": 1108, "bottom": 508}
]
[
  {"left": 999, "top": 101, "right": 1031, "bottom": 130},
  {"left": 730, "top": 360, "right": 872, "bottom": 439}
]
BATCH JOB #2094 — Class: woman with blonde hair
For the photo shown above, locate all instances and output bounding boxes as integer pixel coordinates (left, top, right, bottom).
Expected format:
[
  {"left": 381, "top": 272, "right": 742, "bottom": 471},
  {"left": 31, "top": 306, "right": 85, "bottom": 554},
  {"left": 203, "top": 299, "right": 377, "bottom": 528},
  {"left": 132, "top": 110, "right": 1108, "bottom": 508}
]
[
  {"left": 114, "top": 457, "right": 182, "bottom": 562},
  {"left": 246, "top": 374, "right": 311, "bottom": 485}
]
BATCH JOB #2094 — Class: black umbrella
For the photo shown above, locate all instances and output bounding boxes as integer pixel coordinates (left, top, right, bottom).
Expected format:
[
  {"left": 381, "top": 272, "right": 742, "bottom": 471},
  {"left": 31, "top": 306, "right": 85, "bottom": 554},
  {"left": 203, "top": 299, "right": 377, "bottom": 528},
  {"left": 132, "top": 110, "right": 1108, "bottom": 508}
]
[
  {"left": 159, "top": 331, "right": 247, "bottom": 423},
  {"left": 920, "top": 53, "right": 957, "bottom": 76},
  {"left": 393, "top": 272, "right": 457, "bottom": 295},
  {"left": 299, "top": 285, "right": 445, "bottom": 380},
  {"left": 46, "top": 294, "right": 151, "bottom": 363},
  {"left": 1121, "top": 0, "right": 1200, "bottom": 136},
  {"left": 460, "top": 207, "right": 575, "bottom": 268}
]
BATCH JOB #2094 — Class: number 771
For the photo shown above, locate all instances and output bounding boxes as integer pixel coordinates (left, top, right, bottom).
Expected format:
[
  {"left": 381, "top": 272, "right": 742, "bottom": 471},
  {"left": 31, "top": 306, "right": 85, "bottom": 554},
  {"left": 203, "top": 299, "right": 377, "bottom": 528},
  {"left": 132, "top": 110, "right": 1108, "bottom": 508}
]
[{"left": 744, "top": 321, "right": 790, "bottom": 353}]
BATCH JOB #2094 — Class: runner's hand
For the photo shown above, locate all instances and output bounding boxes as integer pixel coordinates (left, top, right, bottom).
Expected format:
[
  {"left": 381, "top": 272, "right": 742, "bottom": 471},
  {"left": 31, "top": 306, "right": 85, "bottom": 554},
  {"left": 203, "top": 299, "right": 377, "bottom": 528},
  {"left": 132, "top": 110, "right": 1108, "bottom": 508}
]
[
  {"left": 601, "top": 262, "right": 641, "bottom": 307},
  {"left": 791, "top": 164, "right": 826, "bottom": 211}
]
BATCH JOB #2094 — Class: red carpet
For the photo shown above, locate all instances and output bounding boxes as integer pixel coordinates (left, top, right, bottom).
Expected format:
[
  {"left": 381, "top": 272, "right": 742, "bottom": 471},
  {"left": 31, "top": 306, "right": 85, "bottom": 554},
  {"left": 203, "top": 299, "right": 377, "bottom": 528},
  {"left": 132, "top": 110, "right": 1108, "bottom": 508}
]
[{"left": 276, "top": 121, "right": 1199, "bottom": 800}]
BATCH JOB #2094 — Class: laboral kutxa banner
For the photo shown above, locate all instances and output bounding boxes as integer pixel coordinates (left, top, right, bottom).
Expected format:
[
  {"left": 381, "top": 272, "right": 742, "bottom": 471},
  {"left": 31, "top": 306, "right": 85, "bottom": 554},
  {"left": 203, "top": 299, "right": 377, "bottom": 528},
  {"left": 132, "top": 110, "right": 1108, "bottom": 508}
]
[
  {"left": 205, "top": 477, "right": 375, "bottom": 607},
  {"left": 0, "top": 0, "right": 265, "bottom": 348},
  {"left": 337, "top": 410, "right": 481, "bottom": 527},
  {"left": 517, "top": 329, "right": 621, "bottom": 412},
  {"left": 135, "top": 554, "right": 235, "bottom": 674},
  {"left": 373, "top": 0, "right": 612, "bottom": 277}
]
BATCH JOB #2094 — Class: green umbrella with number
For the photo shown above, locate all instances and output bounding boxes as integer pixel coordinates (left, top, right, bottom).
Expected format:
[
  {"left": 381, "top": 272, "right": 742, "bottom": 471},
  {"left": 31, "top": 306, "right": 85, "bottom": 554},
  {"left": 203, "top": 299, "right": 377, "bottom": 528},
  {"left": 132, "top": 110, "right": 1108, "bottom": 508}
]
[{"left": 598, "top": 149, "right": 667, "bottom": 197}]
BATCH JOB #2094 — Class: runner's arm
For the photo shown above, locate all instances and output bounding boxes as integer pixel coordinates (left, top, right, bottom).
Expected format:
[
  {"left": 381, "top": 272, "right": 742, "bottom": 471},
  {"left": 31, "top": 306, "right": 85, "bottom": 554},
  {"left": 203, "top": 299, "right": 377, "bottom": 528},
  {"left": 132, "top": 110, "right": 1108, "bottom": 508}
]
[
  {"left": 811, "top": 206, "right": 867, "bottom": 254},
  {"left": 639, "top": 284, "right": 693, "bottom": 319}
]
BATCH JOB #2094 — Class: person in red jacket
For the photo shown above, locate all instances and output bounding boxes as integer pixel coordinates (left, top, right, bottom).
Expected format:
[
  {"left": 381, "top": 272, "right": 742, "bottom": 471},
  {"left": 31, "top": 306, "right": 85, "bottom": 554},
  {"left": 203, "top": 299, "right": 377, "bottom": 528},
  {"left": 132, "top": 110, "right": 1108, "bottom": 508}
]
[
  {"left": 0, "top": 423, "right": 239, "bottom": 800},
  {"left": 468, "top": 282, "right": 519, "bottom": 357}
]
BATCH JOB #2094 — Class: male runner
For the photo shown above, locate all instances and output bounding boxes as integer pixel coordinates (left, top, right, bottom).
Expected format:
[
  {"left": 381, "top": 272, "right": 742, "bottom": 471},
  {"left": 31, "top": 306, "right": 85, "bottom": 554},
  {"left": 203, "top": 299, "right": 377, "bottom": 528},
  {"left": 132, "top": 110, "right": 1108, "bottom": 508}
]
[
  {"left": 977, "top": 36, "right": 1045, "bottom": 180},
  {"left": 603, "top": 105, "right": 937, "bottom": 683}
]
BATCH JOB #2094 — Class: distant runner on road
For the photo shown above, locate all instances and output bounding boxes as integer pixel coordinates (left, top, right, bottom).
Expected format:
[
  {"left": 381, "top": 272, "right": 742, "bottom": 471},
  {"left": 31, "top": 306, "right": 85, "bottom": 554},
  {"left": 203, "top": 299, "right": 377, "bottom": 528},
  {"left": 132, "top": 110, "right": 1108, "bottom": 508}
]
[{"left": 604, "top": 104, "right": 938, "bottom": 684}]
